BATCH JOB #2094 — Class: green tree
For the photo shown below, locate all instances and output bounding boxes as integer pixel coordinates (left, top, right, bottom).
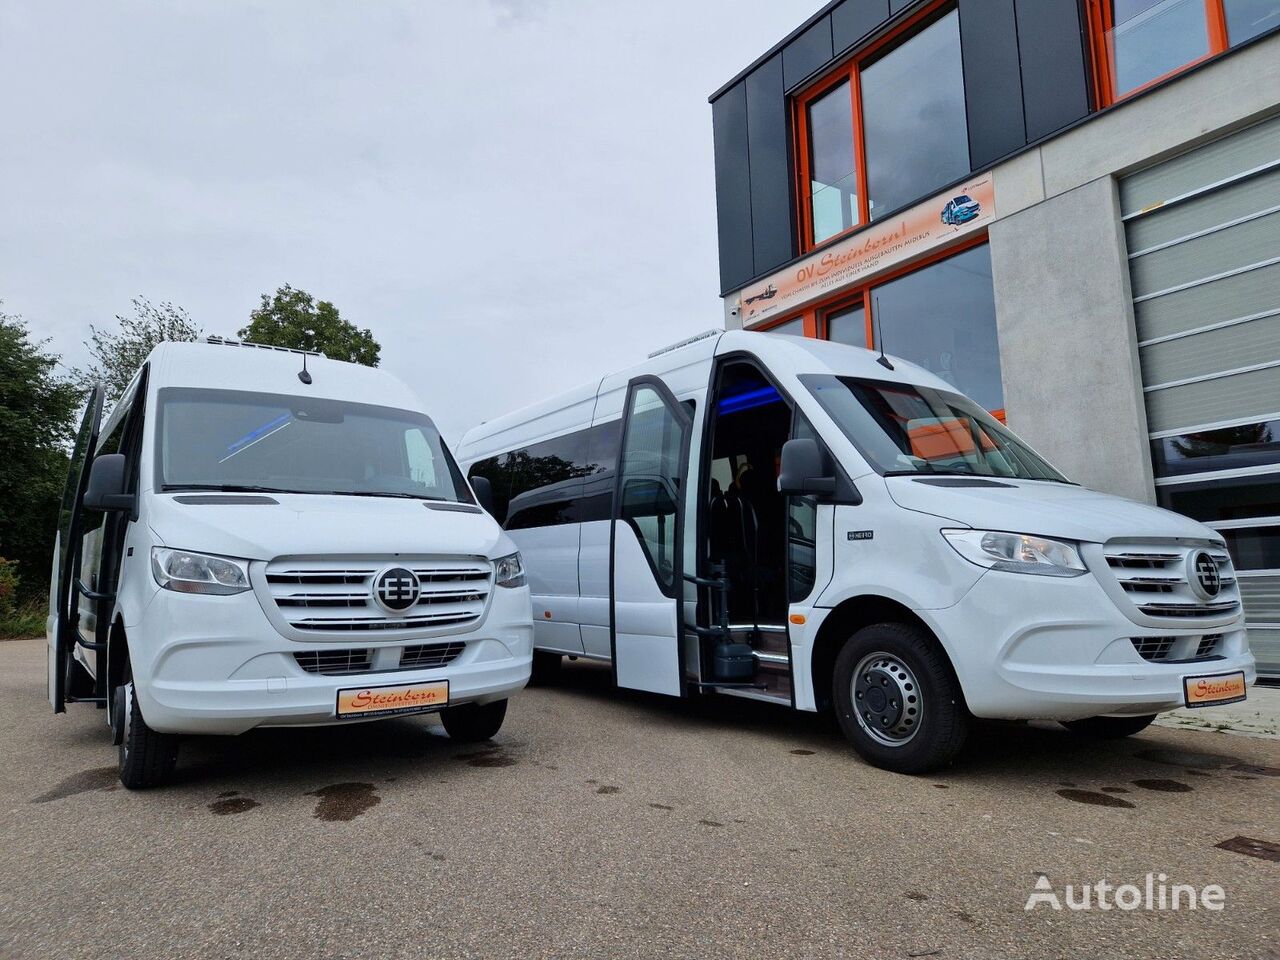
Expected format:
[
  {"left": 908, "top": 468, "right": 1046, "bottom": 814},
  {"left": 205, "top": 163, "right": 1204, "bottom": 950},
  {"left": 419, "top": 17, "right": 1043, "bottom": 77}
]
[
  {"left": 238, "top": 285, "right": 380, "bottom": 366},
  {"left": 0, "top": 307, "right": 81, "bottom": 603},
  {"left": 79, "top": 297, "right": 201, "bottom": 402}
]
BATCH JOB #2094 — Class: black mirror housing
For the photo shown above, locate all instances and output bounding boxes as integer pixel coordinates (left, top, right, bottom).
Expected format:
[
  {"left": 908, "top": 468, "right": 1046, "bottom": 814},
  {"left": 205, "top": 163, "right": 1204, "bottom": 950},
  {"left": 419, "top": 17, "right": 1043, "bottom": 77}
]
[
  {"left": 469, "top": 475, "right": 494, "bottom": 514},
  {"left": 83, "top": 454, "right": 134, "bottom": 512},
  {"left": 778, "top": 438, "right": 836, "bottom": 497}
]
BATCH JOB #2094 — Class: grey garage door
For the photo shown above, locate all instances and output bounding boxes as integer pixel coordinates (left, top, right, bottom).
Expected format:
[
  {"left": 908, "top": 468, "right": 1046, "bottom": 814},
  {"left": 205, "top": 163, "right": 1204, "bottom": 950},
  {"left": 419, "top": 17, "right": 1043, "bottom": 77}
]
[{"left": 1120, "top": 113, "right": 1280, "bottom": 678}]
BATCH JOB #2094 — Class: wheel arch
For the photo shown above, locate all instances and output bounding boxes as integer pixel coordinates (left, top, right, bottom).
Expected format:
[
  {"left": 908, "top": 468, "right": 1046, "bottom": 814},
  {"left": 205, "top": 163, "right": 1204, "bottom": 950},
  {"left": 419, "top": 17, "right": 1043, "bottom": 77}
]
[
  {"left": 810, "top": 595, "right": 965, "bottom": 712},
  {"left": 107, "top": 615, "right": 130, "bottom": 695}
]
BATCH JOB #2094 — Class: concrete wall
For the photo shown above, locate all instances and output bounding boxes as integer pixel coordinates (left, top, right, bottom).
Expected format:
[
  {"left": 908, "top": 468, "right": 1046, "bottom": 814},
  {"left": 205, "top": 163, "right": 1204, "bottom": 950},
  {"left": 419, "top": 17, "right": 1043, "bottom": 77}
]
[{"left": 989, "top": 176, "right": 1155, "bottom": 502}]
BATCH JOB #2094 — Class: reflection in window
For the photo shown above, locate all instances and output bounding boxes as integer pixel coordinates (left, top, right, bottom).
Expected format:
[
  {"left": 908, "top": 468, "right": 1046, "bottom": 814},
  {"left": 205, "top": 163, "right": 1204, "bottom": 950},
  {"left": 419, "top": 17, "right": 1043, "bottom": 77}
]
[
  {"left": 1156, "top": 470, "right": 1280, "bottom": 522},
  {"left": 1107, "top": 0, "right": 1210, "bottom": 96},
  {"left": 766, "top": 317, "right": 806, "bottom": 337},
  {"left": 1150, "top": 418, "right": 1280, "bottom": 477},
  {"left": 1224, "top": 0, "right": 1280, "bottom": 41},
  {"left": 825, "top": 303, "right": 867, "bottom": 349},
  {"left": 861, "top": 10, "right": 969, "bottom": 220},
  {"left": 807, "top": 80, "right": 858, "bottom": 244},
  {"left": 870, "top": 244, "right": 1004, "bottom": 411}
]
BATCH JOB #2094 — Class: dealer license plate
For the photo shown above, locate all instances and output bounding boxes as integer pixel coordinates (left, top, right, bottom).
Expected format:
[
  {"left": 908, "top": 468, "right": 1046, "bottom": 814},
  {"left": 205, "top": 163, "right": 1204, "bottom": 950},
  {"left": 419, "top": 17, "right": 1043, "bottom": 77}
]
[
  {"left": 336, "top": 680, "right": 449, "bottom": 719},
  {"left": 1182, "top": 671, "right": 1246, "bottom": 709}
]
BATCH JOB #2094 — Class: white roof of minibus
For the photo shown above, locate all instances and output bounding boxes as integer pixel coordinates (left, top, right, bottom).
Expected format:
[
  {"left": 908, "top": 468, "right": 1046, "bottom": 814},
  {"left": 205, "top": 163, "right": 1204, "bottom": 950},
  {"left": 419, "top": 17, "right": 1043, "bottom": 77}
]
[
  {"left": 143, "top": 340, "right": 424, "bottom": 411},
  {"left": 458, "top": 329, "right": 953, "bottom": 456}
]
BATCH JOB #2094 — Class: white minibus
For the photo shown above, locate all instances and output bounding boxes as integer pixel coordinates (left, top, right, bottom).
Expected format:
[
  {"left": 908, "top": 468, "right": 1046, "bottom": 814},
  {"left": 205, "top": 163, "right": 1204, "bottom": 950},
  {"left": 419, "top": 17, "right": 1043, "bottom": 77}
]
[
  {"left": 455, "top": 330, "right": 1255, "bottom": 773},
  {"left": 49, "top": 339, "right": 532, "bottom": 788}
]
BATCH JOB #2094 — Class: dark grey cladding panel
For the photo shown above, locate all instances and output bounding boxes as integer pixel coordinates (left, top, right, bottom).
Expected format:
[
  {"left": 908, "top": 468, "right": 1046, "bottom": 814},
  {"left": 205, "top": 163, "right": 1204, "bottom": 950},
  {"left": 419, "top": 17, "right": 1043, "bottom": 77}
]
[
  {"left": 958, "top": 0, "right": 1027, "bottom": 168},
  {"left": 1015, "top": 0, "right": 1091, "bottom": 141},
  {"left": 832, "top": 0, "right": 891, "bottom": 54},
  {"left": 783, "top": 16, "right": 834, "bottom": 89},
  {"left": 889, "top": 0, "right": 913, "bottom": 11},
  {"left": 746, "top": 54, "right": 795, "bottom": 275},
  {"left": 712, "top": 81, "right": 755, "bottom": 293}
]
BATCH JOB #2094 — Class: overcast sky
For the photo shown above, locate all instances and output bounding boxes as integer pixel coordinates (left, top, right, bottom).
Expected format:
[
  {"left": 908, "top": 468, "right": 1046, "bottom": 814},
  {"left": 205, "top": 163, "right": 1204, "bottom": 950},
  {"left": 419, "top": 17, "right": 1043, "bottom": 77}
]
[{"left": 1, "top": 0, "right": 818, "bottom": 439}]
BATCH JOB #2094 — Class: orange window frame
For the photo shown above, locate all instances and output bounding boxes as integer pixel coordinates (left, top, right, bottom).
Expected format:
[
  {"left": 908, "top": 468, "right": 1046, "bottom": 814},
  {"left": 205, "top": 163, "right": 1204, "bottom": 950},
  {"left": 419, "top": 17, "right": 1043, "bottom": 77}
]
[
  {"left": 1086, "top": 0, "right": 1232, "bottom": 107},
  {"left": 792, "top": 0, "right": 953, "bottom": 254},
  {"left": 755, "top": 233, "right": 1006, "bottom": 421}
]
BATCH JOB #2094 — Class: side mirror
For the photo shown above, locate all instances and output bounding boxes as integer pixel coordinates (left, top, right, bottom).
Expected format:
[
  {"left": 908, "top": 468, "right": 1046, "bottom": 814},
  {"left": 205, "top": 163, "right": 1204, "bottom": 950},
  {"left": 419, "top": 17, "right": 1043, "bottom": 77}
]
[
  {"left": 469, "top": 475, "right": 494, "bottom": 514},
  {"left": 83, "top": 454, "right": 134, "bottom": 512},
  {"left": 778, "top": 438, "right": 836, "bottom": 497}
]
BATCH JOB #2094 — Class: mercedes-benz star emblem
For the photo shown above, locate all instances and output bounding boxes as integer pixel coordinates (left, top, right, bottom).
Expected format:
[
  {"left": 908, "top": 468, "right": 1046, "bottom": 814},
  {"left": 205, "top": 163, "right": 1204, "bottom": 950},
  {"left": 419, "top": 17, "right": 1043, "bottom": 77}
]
[
  {"left": 373, "top": 566, "right": 421, "bottom": 613},
  {"left": 1189, "top": 550, "right": 1221, "bottom": 600}
]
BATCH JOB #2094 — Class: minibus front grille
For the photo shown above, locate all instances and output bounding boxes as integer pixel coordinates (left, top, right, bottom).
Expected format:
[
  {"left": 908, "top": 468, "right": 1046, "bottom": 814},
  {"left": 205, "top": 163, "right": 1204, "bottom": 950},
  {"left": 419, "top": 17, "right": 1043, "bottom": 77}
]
[
  {"left": 1103, "top": 543, "right": 1241, "bottom": 622},
  {"left": 400, "top": 641, "right": 465, "bottom": 669},
  {"left": 1129, "top": 632, "right": 1225, "bottom": 662},
  {"left": 266, "top": 558, "right": 493, "bottom": 633},
  {"left": 294, "top": 648, "right": 374, "bottom": 675}
]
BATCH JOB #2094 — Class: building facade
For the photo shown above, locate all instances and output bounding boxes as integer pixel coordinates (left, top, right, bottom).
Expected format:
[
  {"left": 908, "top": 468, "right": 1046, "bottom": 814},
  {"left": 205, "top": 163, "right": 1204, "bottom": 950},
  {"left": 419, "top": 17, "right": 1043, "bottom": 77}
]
[{"left": 709, "top": 0, "right": 1280, "bottom": 675}]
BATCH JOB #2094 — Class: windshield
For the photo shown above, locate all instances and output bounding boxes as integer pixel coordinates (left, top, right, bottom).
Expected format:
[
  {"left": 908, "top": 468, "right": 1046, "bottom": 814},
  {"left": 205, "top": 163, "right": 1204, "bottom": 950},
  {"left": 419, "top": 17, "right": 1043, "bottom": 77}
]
[
  {"left": 800, "top": 375, "right": 1069, "bottom": 481},
  {"left": 954, "top": 195, "right": 972, "bottom": 204},
  {"left": 155, "top": 388, "right": 471, "bottom": 501}
]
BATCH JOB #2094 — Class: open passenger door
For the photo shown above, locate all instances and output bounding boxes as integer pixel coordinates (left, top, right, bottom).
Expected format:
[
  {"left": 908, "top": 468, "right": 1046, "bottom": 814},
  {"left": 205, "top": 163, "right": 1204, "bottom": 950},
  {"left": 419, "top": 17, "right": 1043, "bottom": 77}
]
[
  {"left": 48, "top": 384, "right": 104, "bottom": 712},
  {"left": 609, "top": 376, "right": 693, "bottom": 696}
]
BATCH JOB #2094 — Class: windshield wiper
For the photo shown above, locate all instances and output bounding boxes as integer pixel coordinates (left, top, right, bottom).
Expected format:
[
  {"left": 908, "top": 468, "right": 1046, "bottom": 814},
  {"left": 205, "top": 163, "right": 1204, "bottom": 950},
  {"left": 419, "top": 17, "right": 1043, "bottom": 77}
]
[
  {"left": 884, "top": 469, "right": 981, "bottom": 478},
  {"left": 326, "top": 490, "right": 448, "bottom": 501},
  {"left": 163, "top": 483, "right": 304, "bottom": 494}
]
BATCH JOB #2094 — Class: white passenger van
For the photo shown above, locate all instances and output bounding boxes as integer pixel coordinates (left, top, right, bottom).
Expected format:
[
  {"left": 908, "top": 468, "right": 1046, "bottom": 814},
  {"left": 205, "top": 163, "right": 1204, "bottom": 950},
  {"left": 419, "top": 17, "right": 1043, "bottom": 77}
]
[
  {"left": 456, "top": 330, "right": 1255, "bottom": 773},
  {"left": 49, "top": 339, "right": 532, "bottom": 788}
]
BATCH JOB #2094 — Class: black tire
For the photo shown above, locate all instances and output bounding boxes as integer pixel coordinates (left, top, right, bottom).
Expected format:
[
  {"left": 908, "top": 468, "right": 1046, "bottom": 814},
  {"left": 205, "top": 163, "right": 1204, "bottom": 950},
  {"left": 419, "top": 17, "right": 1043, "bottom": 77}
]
[
  {"left": 1060, "top": 714, "right": 1156, "bottom": 739},
  {"left": 440, "top": 699, "right": 507, "bottom": 742},
  {"left": 118, "top": 681, "right": 179, "bottom": 789},
  {"left": 529, "top": 650, "right": 562, "bottom": 686},
  {"left": 832, "top": 622, "right": 969, "bottom": 774}
]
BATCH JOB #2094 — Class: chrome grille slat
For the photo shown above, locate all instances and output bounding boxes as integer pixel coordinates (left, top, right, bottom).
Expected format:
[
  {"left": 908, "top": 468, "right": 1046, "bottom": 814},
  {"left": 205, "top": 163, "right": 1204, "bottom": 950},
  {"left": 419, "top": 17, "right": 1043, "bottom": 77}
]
[
  {"left": 266, "top": 556, "right": 493, "bottom": 633},
  {"left": 1103, "top": 541, "right": 1242, "bottom": 621}
]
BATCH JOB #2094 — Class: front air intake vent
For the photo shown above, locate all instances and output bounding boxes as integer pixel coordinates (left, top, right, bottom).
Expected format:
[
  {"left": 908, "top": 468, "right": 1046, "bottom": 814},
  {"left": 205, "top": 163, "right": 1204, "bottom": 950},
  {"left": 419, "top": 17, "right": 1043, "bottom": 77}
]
[{"left": 294, "top": 648, "right": 373, "bottom": 675}]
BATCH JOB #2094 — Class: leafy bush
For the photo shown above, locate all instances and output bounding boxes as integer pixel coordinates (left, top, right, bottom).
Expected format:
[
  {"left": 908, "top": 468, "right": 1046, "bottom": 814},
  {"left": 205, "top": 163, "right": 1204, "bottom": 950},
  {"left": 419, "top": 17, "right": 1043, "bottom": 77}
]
[{"left": 0, "top": 558, "right": 43, "bottom": 639}]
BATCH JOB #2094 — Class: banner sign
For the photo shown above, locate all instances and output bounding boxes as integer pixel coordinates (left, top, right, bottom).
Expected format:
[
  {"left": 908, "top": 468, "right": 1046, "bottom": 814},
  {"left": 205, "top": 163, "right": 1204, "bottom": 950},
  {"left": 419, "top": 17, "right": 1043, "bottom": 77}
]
[{"left": 737, "top": 175, "right": 997, "bottom": 327}]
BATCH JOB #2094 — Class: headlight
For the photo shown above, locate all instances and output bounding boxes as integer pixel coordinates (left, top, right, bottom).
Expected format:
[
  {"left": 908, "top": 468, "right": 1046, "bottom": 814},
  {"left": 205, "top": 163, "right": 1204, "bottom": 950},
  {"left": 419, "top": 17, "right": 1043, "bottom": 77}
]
[
  {"left": 493, "top": 551, "right": 527, "bottom": 588},
  {"left": 942, "top": 529, "right": 1086, "bottom": 578},
  {"left": 151, "top": 547, "right": 251, "bottom": 595}
]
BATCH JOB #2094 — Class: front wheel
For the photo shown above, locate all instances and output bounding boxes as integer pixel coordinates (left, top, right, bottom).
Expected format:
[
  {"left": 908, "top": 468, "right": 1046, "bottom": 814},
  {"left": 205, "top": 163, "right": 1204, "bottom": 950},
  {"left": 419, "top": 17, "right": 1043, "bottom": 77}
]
[
  {"left": 440, "top": 699, "right": 508, "bottom": 742},
  {"left": 1060, "top": 714, "right": 1156, "bottom": 739},
  {"left": 117, "top": 681, "right": 180, "bottom": 789},
  {"left": 832, "top": 623, "right": 969, "bottom": 774}
]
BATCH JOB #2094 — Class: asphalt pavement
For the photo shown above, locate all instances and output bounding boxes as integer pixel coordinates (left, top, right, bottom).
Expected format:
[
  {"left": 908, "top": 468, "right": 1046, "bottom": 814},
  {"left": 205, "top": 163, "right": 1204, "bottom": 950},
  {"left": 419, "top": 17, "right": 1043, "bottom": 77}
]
[{"left": 1, "top": 637, "right": 1276, "bottom": 960}]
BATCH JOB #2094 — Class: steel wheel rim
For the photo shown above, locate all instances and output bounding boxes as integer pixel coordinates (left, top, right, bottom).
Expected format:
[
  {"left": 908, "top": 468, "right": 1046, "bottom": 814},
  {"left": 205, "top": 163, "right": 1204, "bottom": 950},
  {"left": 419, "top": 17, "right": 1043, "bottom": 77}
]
[{"left": 852, "top": 652, "right": 922, "bottom": 747}]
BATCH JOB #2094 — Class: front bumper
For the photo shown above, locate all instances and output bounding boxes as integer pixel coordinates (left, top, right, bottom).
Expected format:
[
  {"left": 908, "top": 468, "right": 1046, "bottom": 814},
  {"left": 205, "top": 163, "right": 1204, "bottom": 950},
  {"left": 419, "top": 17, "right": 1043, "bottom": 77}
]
[
  {"left": 924, "top": 568, "right": 1256, "bottom": 721},
  {"left": 129, "top": 583, "right": 533, "bottom": 735}
]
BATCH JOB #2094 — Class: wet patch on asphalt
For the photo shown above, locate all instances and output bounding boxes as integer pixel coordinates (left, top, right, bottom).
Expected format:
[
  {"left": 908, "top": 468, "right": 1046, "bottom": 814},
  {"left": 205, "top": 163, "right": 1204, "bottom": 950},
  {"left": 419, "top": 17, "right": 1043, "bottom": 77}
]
[
  {"left": 31, "top": 767, "right": 118, "bottom": 804},
  {"left": 209, "top": 796, "right": 260, "bottom": 815},
  {"left": 1132, "top": 778, "right": 1193, "bottom": 793},
  {"left": 1056, "top": 788, "right": 1135, "bottom": 809},
  {"left": 1101, "top": 786, "right": 1130, "bottom": 794},
  {"left": 1228, "top": 762, "right": 1279, "bottom": 777},
  {"left": 904, "top": 891, "right": 928, "bottom": 901},
  {"left": 698, "top": 819, "right": 723, "bottom": 827},
  {"left": 307, "top": 782, "right": 380, "bottom": 822},
  {"left": 596, "top": 785, "right": 620, "bottom": 795},
  {"left": 790, "top": 749, "right": 815, "bottom": 756},
  {"left": 454, "top": 747, "right": 516, "bottom": 768},
  {"left": 648, "top": 803, "right": 674, "bottom": 811}
]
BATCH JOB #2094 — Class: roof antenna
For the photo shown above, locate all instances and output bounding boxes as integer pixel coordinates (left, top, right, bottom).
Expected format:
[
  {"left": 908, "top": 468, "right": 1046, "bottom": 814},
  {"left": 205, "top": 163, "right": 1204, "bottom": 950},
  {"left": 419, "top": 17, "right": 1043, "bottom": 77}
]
[
  {"left": 298, "top": 352, "right": 313, "bottom": 385},
  {"left": 872, "top": 294, "right": 894, "bottom": 370}
]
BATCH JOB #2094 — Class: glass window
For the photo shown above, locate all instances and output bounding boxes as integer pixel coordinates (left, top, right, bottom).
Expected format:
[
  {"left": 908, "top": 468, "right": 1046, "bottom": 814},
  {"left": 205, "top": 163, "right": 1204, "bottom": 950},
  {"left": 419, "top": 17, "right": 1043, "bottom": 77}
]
[
  {"left": 618, "top": 386, "right": 690, "bottom": 595},
  {"left": 1224, "top": 0, "right": 1280, "bottom": 41},
  {"left": 1156, "top": 469, "right": 1280, "bottom": 522},
  {"left": 825, "top": 303, "right": 867, "bottom": 349},
  {"left": 806, "top": 80, "right": 859, "bottom": 245},
  {"left": 1151, "top": 418, "right": 1280, "bottom": 478},
  {"left": 861, "top": 10, "right": 969, "bottom": 220},
  {"left": 766, "top": 317, "right": 806, "bottom": 337},
  {"left": 1107, "top": 0, "right": 1210, "bottom": 97},
  {"left": 870, "top": 244, "right": 1004, "bottom": 411},
  {"left": 156, "top": 388, "right": 469, "bottom": 502},
  {"left": 800, "top": 375, "right": 1066, "bottom": 481},
  {"left": 788, "top": 414, "right": 820, "bottom": 603}
]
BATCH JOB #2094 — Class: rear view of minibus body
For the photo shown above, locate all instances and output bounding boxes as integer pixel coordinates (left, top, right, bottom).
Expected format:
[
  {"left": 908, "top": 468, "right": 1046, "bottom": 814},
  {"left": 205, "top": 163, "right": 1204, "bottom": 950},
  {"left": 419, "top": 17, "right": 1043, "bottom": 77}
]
[
  {"left": 48, "top": 339, "right": 532, "bottom": 788},
  {"left": 457, "top": 329, "right": 1255, "bottom": 773}
]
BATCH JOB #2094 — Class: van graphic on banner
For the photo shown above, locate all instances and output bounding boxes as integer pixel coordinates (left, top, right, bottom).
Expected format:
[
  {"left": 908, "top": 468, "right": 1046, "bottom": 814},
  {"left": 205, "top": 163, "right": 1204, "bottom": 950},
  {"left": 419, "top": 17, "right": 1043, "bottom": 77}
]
[{"left": 738, "top": 175, "right": 996, "bottom": 327}]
